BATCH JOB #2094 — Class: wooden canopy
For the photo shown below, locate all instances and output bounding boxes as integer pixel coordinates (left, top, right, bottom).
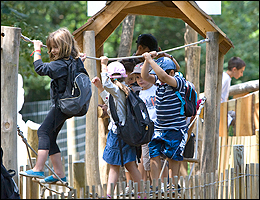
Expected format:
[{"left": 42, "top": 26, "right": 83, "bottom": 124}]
[{"left": 73, "top": 1, "right": 234, "bottom": 55}]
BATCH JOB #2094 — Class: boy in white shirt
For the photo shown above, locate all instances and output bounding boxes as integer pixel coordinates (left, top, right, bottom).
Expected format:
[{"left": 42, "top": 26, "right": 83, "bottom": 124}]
[{"left": 221, "top": 57, "right": 246, "bottom": 127}]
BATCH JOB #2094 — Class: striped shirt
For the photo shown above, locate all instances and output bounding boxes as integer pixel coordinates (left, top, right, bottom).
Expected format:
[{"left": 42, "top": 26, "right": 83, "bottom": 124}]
[{"left": 154, "top": 74, "right": 187, "bottom": 130}]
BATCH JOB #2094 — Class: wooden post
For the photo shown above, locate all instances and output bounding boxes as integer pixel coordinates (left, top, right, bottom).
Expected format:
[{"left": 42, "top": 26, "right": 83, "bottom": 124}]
[
  {"left": 215, "top": 51, "right": 225, "bottom": 174},
  {"left": 233, "top": 144, "right": 244, "bottom": 199},
  {"left": 73, "top": 161, "right": 86, "bottom": 199},
  {"left": 30, "top": 158, "right": 39, "bottom": 199},
  {"left": 182, "top": 24, "right": 199, "bottom": 178},
  {"left": 83, "top": 30, "right": 101, "bottom": 186},
  {"left": 26, "top": 120, "right": 40, "bottom": 158},
  {"left": 200, "top": 32, "right": 219, "bottom": 175},
  {"left": 1, "top": 26, "right": 21, "bottom": 184},
  {"left": 67, "top": 117, "right": 77, "bottom": 162},
  {"left": 96, "top": 46, "right": 110, "bottom": 185}
]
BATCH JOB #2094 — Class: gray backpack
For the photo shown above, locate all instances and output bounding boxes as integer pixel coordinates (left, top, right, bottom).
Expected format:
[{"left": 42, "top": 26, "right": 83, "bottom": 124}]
[{"left": 58, "top": 58, "right": 92, "bottom": 116}]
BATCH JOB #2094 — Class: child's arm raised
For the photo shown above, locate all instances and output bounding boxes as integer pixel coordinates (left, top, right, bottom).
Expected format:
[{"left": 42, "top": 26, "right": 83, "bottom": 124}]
[
  {"left": 100, "top": 56, "right": 108, "bottom": 73},
  {"left": 142, "top": 52, "right": 177, "bottom": 88}
]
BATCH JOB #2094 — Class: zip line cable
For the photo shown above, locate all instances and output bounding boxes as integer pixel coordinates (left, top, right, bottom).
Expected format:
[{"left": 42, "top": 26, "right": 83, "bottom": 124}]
[{"left": 21, "top": 33, "right": 209, "bottom": 61}]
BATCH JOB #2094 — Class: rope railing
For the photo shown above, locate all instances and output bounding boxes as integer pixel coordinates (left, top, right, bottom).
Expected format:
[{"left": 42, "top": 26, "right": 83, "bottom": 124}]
[{"left": 20, "top": 33, "right": 209, "bottom": 61}]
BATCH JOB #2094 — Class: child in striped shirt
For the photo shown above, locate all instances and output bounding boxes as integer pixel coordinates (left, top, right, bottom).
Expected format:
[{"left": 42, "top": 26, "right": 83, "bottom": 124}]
[{"left": 141, "top": 53, "right": 188, "bottom": 190}]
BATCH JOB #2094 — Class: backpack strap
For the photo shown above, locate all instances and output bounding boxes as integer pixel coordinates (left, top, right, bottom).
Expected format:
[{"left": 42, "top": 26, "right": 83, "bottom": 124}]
[
  {"left": 108, "top": 94, "right": 124, "bottom": 167},
  {"left": 175, "top": 91, "right": 185, "bottom": 115},
  {"left": 113, "top": 80, "right": 130, "bottom": 97}
]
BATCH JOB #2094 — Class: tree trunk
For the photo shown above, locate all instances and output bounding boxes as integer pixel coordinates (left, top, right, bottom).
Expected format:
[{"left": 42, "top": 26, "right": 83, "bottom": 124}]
[{"left": 117, "top": 15, "right": 136, "bottom": 57}]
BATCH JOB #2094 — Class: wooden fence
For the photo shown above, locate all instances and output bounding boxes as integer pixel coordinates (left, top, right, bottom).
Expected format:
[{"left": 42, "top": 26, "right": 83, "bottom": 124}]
[{"left": 19, "top": 162, "right": 259, "bottom": 199}]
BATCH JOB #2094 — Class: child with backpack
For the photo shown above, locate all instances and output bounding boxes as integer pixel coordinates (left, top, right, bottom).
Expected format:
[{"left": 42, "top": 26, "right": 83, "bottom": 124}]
[
  {"left": 141, "top": 53, "right": 188, "bottom": 190},
  {"left": 91, "top": 56, "right": 142, "bottom": 198},
  {"left": 20, "top": 28, "right": 87, "bottom": 184},
  {"left": 131, "top": 62, "right": 169, "bottom": 189}
]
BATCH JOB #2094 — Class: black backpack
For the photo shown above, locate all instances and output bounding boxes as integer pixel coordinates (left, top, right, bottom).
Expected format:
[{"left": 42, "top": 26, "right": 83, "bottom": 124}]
[
  {"left": 175, "top": 80, "right": 197, "bottom": 117},
  {"left": 109, "top": 81, "right": 154, "bottom": 166},
  {"left": 57, "top": 57, "right": 92, "bottom": 116},
  {"left": 1, "top": 148, "right": 20, "bottom": 199}
]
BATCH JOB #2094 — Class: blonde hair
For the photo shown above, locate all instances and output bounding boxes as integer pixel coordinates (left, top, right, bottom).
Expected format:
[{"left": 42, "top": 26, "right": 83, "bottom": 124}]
[{"left": 46, "top": 28, "right": 80, "bottom": 61}]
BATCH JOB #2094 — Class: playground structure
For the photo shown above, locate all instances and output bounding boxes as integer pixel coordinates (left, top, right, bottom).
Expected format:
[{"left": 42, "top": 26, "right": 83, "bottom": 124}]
[{"left": 1, "top": 1, "right": 259, "bottom": 199}]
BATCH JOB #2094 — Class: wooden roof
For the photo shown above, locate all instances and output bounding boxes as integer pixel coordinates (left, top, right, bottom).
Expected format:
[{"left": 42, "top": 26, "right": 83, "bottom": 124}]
[{"left": 73, "top": 1, "right": 234, "bottom": 55}]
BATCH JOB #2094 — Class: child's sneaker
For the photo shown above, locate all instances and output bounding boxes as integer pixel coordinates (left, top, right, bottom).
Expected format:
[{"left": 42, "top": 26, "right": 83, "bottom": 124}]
[
  {"left": 19, "top": 169, "right": 45, "bottom": 179},
  {"left": 39, "top": 175, "right": 66, "bottom": 183}
]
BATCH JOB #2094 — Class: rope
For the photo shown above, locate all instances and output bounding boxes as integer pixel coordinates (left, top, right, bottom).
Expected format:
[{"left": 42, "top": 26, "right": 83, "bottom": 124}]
[
  {"left": 20, "top": 33, "right": 209, "bottom": 61},
  {"left": 20, "top": 34, "right": 47, "bottom": 48}
]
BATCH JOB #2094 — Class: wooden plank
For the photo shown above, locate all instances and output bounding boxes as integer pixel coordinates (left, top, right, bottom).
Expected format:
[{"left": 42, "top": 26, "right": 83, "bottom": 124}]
[
  {"left": 227, "top": 99, "right": 236, "bottom": 111},
  {"left": 256, "top": 130, "right": 259, "bottom": 163},
  {"left": 236, "top": 94, "right": 253, "bottom": 136},
  {"left": 244, "top": 136, "right": 250, "bottom": 164},
  {"left": 121, "top": 4, "right": 187, "bottom": 19},
  {"left": 173, "top": 2, "right": 216, "bottom": 36},
  {"left": 254, "top": 91, "right": 259, "bottom": 130},
  {"left": 229, "top": 136, "right": 236, "bottom": 169},
  {"left": 123, "top": 1, "right": 156, "bottom": 9},
  {"left": 219, "top": 136, "right": 227, "bottom": 180},
  {"left": 250, "top": 135, "right": 256, "bottom": 163},
  {"left": 219, "top": 102, "right": 228, "bottom": 137},
  {"left": 224, "top": 137, "right": 232, "bottom": 177}
]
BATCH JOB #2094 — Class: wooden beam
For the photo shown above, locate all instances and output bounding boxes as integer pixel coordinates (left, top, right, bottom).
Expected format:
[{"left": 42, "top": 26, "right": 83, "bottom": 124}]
[
  {"left": 173, "top": 1, "right": 216, "bottom": 33},
  {"left": 121, "top": 4, "right": 187, "bottom": 19},
  {"left": 73, "top": 1, "right": 130, "bottom": 51},
  {"left": 95, "top": 13, "right": 127, "bottom": 52},
  {"left": 123, "top": 1, "right": 156, "bottom": 9},
  {"left": 173, "top": 1, "right": 233, "bottom": 54}
]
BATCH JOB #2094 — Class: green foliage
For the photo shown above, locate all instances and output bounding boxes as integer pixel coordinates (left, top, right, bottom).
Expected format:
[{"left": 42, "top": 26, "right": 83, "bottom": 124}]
[
  {"left": 1, "top": 1, "right": 259, "bottom": 101},
  {"left": 1, "top": 1, "right": 88, "bottom": 102}
]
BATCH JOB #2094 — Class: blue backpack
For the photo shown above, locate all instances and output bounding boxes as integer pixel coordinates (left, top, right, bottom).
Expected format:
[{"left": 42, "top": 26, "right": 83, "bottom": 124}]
[{"left": 175, "top": 80, "right": 197, "bottom": 117}]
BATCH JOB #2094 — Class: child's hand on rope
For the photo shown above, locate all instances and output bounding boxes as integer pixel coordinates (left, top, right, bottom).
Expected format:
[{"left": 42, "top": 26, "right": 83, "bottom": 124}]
[
  {"left": 142, "top": 51, "right": 157, "bottom": 62},
  {"left": 79, "top": 53, "right": 87, "bottom": 62},
  {"left": 32, "top": 40, "right": 43, "bottom": 50}
]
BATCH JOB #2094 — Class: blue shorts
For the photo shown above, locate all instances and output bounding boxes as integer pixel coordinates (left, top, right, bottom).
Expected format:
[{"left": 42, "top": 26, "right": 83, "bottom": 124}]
[
  {"left": 148, "top": 129, "right": 188, "bottom": 161},
  {"left": 103, "top": 129, "right": 137, "bottom": 165}
]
